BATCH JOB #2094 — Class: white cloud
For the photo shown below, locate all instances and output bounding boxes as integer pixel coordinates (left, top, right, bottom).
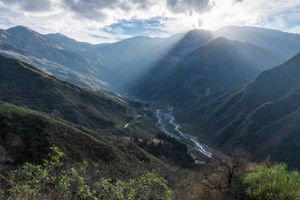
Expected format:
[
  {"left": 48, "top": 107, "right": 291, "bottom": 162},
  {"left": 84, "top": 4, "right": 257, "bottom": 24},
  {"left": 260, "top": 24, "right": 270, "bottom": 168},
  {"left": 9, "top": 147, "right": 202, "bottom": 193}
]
[{"left": 0, "top": 0, "right": 299, "bottom": 43}]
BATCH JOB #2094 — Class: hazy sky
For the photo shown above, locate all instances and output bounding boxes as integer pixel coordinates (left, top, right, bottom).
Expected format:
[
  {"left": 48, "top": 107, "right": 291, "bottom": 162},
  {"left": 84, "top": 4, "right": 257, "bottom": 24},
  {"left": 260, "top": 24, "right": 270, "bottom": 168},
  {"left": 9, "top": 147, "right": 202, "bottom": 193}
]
[{"left": 0, "top": 0, "right": 300, "bottom": 43}]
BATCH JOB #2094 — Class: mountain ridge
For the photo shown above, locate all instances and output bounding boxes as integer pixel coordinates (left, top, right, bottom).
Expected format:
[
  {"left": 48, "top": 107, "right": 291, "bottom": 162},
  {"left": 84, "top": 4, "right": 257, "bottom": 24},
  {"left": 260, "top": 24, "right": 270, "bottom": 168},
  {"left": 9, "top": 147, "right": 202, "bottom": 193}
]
[{"left": 135, "top": 37, "right": 281, "bottom": 106}]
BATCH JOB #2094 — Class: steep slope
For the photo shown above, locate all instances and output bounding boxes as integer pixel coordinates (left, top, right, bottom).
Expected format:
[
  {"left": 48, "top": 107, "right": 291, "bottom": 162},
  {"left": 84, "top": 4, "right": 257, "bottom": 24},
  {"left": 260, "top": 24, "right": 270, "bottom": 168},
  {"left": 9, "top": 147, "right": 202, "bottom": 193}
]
[
  {"left": 46, "top": 33, "right": 95, "bottom": 52},
  {"left": 216, "top": 26, "right": 300, "bottom": 60},
  {"left": 0, "top": 26, "right": 109, "bottom": 89},
  {"left": 131, "top": 30, "right": 213, "bottom": 94},
  {"left": 0, "top": 101, "right": 164, "bottom": 176},
  {"left": 136, "top": 37, "right": 280, "bottom": 106},
  {"left": 186, "top": 54, "right": 300, "bottom": 169},
  {"left": 0, "top": 54, "right": 132, "bottom": 129}
]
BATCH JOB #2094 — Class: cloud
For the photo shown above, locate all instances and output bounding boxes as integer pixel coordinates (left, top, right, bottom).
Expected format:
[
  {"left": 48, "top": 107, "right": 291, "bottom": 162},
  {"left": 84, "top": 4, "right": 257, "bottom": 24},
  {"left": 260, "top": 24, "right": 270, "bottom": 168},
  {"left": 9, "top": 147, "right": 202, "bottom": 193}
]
[
  {"left": 61, "top": 0, "right": 160, "bottom": 22},
  {"left": 167, "top": 0, "right": 214, "bottom": 14},
  {"left": 61, "top": 0, "right": 118, "bottom": 21},
  {"left": 0, "top": 0, "right": 53, "bottom": 12},
  {"left": 0, "top": 0, "right": 300, "bottom": 43}
]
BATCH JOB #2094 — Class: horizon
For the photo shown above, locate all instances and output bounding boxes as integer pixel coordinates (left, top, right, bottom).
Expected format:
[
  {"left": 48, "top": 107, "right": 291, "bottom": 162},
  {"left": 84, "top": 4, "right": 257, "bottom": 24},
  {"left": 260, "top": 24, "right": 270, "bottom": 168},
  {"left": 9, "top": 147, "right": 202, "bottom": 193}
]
[
  {"left": 2, "top": 24, "right": 300, "bottom": 45},
  {"left": 1, "top": 0, "right": 300, "bottom": 44}
]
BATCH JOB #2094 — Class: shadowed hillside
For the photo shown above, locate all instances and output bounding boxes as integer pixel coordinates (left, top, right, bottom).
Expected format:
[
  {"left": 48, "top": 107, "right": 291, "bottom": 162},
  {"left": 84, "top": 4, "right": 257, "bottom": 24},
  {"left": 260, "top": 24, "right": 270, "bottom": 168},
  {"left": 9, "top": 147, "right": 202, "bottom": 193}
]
[
  {"left": 136, "top": 37, "right": 280, "bottom": 107},
  {"left": 182, "top": 53, "right": 300, "bottom": 169},
  {"left": 0, "top": 54, "right": 133, "bottom": 129}
]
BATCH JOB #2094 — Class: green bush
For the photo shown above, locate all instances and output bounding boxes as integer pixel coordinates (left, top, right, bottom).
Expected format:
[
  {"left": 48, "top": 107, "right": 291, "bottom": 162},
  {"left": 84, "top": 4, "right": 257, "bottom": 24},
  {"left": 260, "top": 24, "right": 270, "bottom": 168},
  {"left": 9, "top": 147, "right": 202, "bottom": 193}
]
[
  {"left": 0, "top": 147, "right": 173, "bottom": 200},
  {"left": 244, "top": 164, "right": 300, "bottom": 200}
]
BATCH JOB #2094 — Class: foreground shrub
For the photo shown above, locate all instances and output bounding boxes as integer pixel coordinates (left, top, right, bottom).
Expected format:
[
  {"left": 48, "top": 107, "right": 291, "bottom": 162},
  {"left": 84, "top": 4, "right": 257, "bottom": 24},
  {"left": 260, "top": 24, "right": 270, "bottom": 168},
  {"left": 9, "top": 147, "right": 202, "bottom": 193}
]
[
  {"left": 0, "top": 147, "right": 173, "bottom": 200},
  {"left": 244, "top": 164, "right": 300, "bottom": 200}
]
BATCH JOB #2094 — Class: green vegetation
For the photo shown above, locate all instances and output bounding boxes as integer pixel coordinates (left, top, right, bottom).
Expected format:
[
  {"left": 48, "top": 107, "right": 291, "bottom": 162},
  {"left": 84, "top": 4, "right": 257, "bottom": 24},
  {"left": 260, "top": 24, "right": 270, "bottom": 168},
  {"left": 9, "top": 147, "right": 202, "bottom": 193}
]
[
  {"left": 180, "top": 152, "right": 300, "bottom": 200},
  {"left": 0, "top": 147, "right": 173, "bottom": 200},
  {"left": 5, "top": 148, "right": 297, "bottom": 200},
  {"left": 134, "top": 133, "right": 195, "bottom": 168},
  {"left": 0, "top": 100, "right": 170, "bottom": 179},
  {"left": 244, "top": 164, "right": 300, "bottom": 200}
]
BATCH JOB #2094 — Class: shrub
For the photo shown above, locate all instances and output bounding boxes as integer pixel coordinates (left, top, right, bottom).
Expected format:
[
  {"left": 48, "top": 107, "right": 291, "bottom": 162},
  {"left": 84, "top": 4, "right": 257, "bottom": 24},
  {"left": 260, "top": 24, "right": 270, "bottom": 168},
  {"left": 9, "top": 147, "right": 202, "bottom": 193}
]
[
  {"left": 244, "top": 164, "right": 300, "bottom": 200},
  {"left": 0, "top": 147, "right": 173, "bottom": 200}
]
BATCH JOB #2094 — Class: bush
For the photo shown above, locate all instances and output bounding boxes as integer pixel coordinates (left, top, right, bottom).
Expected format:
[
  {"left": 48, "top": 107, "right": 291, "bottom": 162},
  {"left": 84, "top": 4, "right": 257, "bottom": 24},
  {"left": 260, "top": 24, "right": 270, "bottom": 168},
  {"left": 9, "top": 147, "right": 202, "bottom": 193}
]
[
  {"left": 244, "top": 164, "right": 300, "bottom": 200},
  {"left": 0, "top": 147, "right": 173, "bottom": 200}
]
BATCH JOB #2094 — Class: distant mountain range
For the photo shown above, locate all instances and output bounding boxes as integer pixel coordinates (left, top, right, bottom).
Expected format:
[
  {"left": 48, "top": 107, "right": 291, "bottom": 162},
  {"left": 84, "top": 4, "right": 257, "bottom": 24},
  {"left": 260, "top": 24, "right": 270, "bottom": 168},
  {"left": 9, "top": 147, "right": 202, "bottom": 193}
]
[
  {"left": 135, "top": 37, "right": 281, "bottom": 106},
  {"left": 215, "top": 26, "right": 300, "bottom": 59},
  {"left": 2, "top": 25, "right": 300, "bottom": 95}
]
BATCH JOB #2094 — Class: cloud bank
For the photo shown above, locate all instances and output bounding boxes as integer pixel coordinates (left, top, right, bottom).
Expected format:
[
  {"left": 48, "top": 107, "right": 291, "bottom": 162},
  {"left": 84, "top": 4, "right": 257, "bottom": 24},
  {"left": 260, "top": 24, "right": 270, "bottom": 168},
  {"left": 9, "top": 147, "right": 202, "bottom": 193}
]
[{"left": 0, "top": 0, "right": 299, "bottom": 43}]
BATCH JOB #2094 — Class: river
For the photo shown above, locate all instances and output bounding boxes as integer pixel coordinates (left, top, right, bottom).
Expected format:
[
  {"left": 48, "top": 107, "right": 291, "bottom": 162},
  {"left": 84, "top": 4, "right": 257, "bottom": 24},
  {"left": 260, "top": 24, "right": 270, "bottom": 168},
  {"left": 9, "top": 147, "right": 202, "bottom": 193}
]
[{"left": 155, "top": 109, "right": 212, "bottom": 158}]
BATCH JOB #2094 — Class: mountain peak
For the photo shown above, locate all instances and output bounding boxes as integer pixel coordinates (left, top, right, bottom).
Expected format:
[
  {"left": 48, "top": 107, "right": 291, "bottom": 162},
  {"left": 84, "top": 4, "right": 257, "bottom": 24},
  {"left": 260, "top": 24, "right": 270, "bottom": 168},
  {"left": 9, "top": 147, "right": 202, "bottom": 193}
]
[
  {"left": 210, "top": 37, "right": 232, "bottom": 44},
  {"left": 178, "top": 29, "right": 213, "bottom": 45},
  {"left": 46, "top": 32, "right": 77, "bottom": 42},
  {"left": 7, "top": 25, "right": 36, "bottom": 33},
  {"left": 49, "top": 32, "right": 68, "bottom": 38},
  {"left": 185, "top": 29, "right": 212, "bottom": 38}
]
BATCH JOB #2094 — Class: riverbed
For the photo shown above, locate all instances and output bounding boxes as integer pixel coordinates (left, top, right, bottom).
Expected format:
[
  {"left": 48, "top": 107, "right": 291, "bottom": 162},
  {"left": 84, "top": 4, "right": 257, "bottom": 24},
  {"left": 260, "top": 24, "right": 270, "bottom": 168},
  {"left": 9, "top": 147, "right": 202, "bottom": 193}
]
[{"left": 155, "top": 109, "right": 212, "bottom": 158}]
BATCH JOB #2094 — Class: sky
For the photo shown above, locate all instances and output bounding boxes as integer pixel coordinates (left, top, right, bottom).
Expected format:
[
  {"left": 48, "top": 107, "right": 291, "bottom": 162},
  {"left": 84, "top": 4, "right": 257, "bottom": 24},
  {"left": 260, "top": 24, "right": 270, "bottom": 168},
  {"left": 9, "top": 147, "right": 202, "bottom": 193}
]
[{"left": 0, "top": 0, "right": 300, "bottom": 44}]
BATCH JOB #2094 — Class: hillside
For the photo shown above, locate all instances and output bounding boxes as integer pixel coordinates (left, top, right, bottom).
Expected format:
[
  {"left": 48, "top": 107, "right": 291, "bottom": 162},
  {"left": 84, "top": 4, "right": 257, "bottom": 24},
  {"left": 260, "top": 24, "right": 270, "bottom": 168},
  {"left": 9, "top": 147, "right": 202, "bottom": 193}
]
[
  {"left": 0, "top": 100, "right": 167, "bottom": 176},
  {"left": 183, "top": 53, "right": 300, "bottom": 169},
  {"left": 0, "top": 26, "right": 109, "bottom": 90},
  {"left": 135, "top": 37, "right": 280, "bottom": 106},
  {"left": 0, "top": 54, "right": 135, "bottom": 129}
]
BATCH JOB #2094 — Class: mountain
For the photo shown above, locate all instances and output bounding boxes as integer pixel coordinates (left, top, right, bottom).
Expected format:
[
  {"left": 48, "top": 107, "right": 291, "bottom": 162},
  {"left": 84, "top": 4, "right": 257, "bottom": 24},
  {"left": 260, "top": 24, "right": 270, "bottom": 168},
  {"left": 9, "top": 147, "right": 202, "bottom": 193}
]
[
  {"left": 0, "top": 54, "right": 134, "bottom": 129},
  {"left": 0, "top": 26, "right": 110, "bottom": 90},
  {"left": 216, "top": 26, "right": 300, "bottom": 60},
  {"left": 183, "top": 54, "right": 300, "bottom": 169},
  {"left": 167, "top": 29, "right": 213, "bottom": 59},
  {"left": 2, "top": 26, "right": 91, "bottom": 72},
  {"left": 0, "top": 26, "right": 187, "bottom": 93},
  {"left": 89, "top": 34, "right": 184, "bottom": 92},
  {"left": 2, "top": 25, "right": 299, "bottom": 96},
  {"left": 135, "top": 37, "right": 281, "bottom": 106},
  {"left": 132, "top": 27, "right": 300, "bottom": 104},
  {"left": 130, "top": 29, "right": 214, "bottom": 95}
]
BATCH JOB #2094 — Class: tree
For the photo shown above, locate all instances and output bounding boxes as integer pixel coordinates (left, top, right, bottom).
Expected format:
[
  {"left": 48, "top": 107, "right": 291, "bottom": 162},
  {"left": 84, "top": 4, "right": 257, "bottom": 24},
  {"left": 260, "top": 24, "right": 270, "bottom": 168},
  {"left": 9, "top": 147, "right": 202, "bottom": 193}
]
[{"left": 201, "top": 151, "right": 249, "bottom": 200}]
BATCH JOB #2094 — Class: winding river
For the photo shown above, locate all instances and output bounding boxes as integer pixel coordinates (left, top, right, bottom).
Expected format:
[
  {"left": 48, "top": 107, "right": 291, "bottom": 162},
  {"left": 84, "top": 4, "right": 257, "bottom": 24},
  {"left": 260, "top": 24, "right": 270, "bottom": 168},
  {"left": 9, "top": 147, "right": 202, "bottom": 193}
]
[{"left": 155, "top": 109, "right": 212, "bottom": 158}]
